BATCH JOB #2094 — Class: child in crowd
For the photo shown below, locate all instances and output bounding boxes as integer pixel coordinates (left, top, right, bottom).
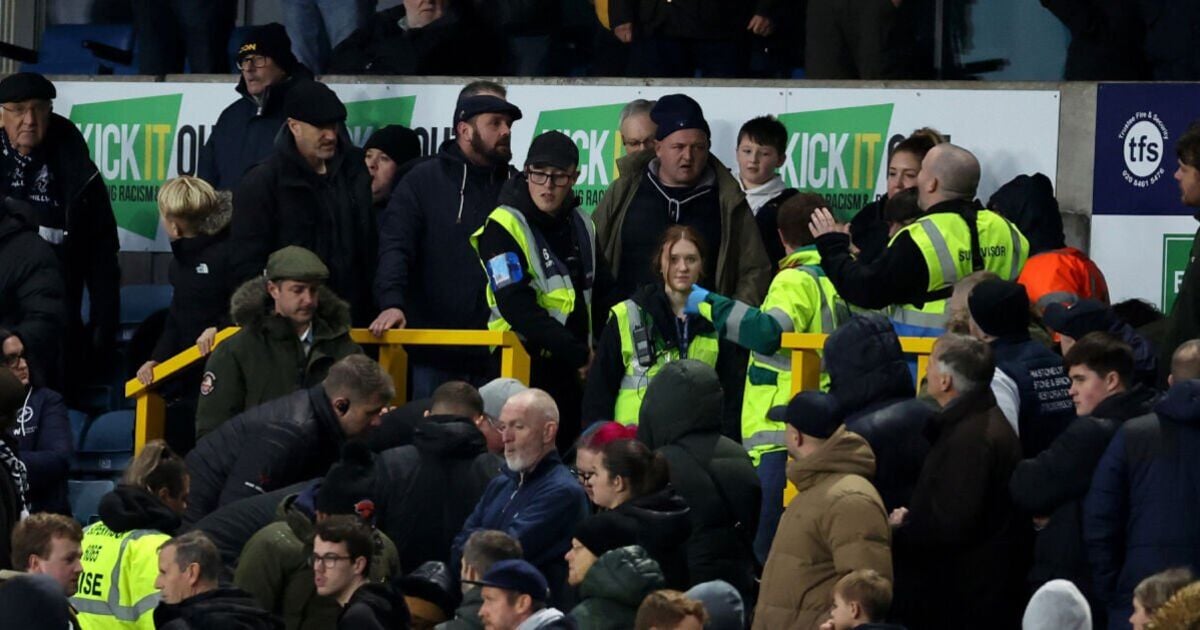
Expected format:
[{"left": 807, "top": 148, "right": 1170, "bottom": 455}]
[
  {"left": 735, "top": 115, "right": 797, "bottom": 267},
  {"left": 1130, "top": 567, "right": 1195, "bottom": 630},
  {"left": 822, "top": 569, "right": 901, "bottom": 630}
]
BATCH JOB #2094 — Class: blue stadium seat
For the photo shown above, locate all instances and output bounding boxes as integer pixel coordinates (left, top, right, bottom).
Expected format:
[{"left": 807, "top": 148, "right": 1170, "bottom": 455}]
[
  {"left": 21, "top": 24, "right": 138, "bottom": 75},
  {"left": 72, "top": 410, "right": 134, "bottom": 477},
  {"left": 68, "top": 409, "right": 90, "bottom": 443},
  {"left": 68, "top": 479, "right": 115, "bottom": 525},
  {"left": 119, "top": 284, "right": 173, "bottom": 342}
]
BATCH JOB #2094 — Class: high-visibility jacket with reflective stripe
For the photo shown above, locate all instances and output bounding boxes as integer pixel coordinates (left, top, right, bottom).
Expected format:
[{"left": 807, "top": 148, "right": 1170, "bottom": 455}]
[
  {"left": 1017, "top": 246, "right": 1109, "bottom": 312},
  {"left": 71, "top": 522, "right": 169, "bottom": 630},
  {"left": 890, "top": 209, "right": 1029, "bottom": 335},
  {"left": 610, "top": 298, "right": 720, "bottom": 425},
  {"left": 471, "top": 204, "right": 597, "bottom": 337}
]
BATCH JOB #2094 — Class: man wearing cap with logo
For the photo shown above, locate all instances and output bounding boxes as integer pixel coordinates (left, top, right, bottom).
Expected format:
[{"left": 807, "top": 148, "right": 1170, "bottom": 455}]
[
  {"left": 753, "top": 391, "right": 891, "bottom": 630},
  {"left": 469, "top": 559, "right": 571, "bottom": 630},
  {"left": 0, "top": 72, "right": 119, "bottom": 393},
  {"left": 231, "top": 80, "right": 376, "bottom": 323},
  {"left": 199, "top": 23, "right": 314, "bottom": 192},
  {"left": 373, "top": 91, "right": 523, "bottom": 398},
  {"left": 594, "top": 93, "right": 770, "bottom": 304},
  {"left": 195, "top": 245, "right": 361, "bottom": 437},
  {"left": 472, "top": 130, "right": 614, "bottom": 449}
]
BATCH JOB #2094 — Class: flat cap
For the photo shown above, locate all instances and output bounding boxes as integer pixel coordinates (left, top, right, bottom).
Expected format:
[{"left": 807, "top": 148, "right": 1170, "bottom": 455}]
[
  {"left": 285, "top": 80, "right": 346, "bottom": 126},
  {"left": 525, "top": 130, "right": 579, "bottom": 171},
  {"left": 265, "top": 246, "right": 329, "bottom": 282},
  {"left": 454, "top": 95, "right": 522, "bottom": 126},
  {"left": 0, "top": 72, "right": 55, "bottom": 104}
]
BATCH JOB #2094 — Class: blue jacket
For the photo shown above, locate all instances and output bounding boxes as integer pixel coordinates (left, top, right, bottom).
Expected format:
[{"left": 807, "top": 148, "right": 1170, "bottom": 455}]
[
  {"left": 1084, "top": 379, "right": 1200, "bottom": 629},
  {"left": 10, "top": 387, "right": 70, "bottom": 514},
  {"left": 991, "top": 334, "right": 1076, "bottom": 457},
  {"left": 451, "top": 450, "right": 588, "bottom": 603}
]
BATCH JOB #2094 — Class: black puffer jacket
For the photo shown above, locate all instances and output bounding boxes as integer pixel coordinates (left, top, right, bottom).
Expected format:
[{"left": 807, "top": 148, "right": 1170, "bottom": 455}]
[
  {"left": 154, "top": 587, "right": 283, "bottom": 630},
  {"left": 612, "top": 0, "right": 758, "bottom": 39},
  {"left": 611, "top": 486, "right": 692, "bottom": 589},
  {"left": 375, "top": 416, "right": 502, "bottom": 571},
  {"left": 1009, "top": 385, "right": 1158, "bottom": 596},
  {"left": 338, "top": 582, "right": 412, "bottom": 630},
  {"left": 987, "top": 173, "right": 1065, "bottom": 256},
  {"left": 183, "top": 386, "right": 347, "bottom": 525},
  {"left": 231, "top": 124, "right": 375, "bottom": 323},
  {"left": 327, "top": 6, "right": 492, "bottom": 75},
  {"left": 0, "top": 199, "right": 64, "bottom": 385},
  {"left": 637, "top": 360, "right": 761, "bottom": 605},
  {"left": 197, "top": 69, "right": 313, "bottom": 192},
  {"left": 190, "top": 481, "right": 313, "bottom": 579},
  {"left": 826, "top": 314, "right": 934, "bottom": 511}
]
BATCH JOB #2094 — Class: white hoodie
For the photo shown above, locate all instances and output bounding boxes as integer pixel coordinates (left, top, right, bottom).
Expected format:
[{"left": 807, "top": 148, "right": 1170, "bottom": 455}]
[
  {"left": 739, "top": 175, "right": 787, "bottom": 215},
  {"left": 517, "top": 607, "right": 568, "bottom": 629}
]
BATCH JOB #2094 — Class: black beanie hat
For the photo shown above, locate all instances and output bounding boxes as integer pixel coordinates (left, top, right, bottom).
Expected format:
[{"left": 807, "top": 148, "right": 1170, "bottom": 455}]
[
  {"left": 968, "top": 279, "right": 1031, "bottom": 337},
  {"left": 365, "top": 125, "right": 421, "bottom": 166},
  {"left": 316, "top": 441, "right": 377, "bottom": 521},
  {"left": 573, "top": 513, "right": 638, "bottom": 557},
  {"left": 525, "top": 131, "right": 579, "bottom": 170},
  {"left": 285, "top": 80, "right": 347, "bottom": 126},
  {"left": 0, "top": 72, "right": 55, "bottom": 103},
  {"left": 650, "top": 94, "right": 710, "bottom": 141},
  {"left": 237, "top": 23, "right": 299, "bottom": 73}
]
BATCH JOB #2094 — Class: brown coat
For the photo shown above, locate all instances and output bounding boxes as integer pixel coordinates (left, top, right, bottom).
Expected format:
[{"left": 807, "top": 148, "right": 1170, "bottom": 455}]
[{"left": 752, "top": 427, "right": 892, "bottom": 630}]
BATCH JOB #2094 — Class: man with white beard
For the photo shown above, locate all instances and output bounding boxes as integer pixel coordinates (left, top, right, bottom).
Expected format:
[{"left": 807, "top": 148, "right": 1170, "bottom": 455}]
[{"left": 450, "top": 389, "right": 589, "bottom": 606}]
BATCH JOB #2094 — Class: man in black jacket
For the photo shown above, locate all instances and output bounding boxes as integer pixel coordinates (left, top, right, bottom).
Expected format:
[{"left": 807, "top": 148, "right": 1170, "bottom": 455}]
[
  {"left": 328, "top": 0, "right": 494, "bottom": 75},
  {"left": 1009, "top": 332, "right": 1156, "bottom": 625},
  {"left": 371, "top": 90, "right": 522, "bottom": 397},
  {"left": 0, "top": 198, "right": 64, "bottom": 388},
  {"left": 230, "top": 80, "right": 375, "bottom": 323},
  {"left": 0, "top": 72, "right": 119, "bottom": 394},
  {"left": 183, "top": 355, "right": 394, "bottom": 525},
  {"left": 198, "top": 24, "right": 313, "bottom": 192},
  {"left": 153, "top": 531, "right": 282, "bottom": 630}
]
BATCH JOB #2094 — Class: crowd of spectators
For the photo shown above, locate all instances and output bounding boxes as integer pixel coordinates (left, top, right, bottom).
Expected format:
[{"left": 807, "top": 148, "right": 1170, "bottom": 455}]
[{"left": 5, "top": 29, "right": 1200, "bottom": 627}]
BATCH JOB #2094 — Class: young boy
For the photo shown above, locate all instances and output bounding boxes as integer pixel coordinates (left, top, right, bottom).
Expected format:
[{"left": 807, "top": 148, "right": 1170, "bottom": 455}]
[
  {"left": 736, "top": 115, "right": 797, "bottom": 266},
  {"left": 823, "top": 569, "right": 900, "bottom": 630}
]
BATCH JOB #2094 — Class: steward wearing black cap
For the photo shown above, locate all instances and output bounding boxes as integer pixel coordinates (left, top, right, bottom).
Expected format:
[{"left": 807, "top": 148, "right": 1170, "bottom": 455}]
[
  {"left": 0, "top": 72, "right": 118, "bottom": 394},
  {"left": 372, "top": 89, "right": 523, "bottom": 397},
  {"left": 594, "top": 93, "right": 771, "bottom": 305},
  {"left": 470, "top": 130, "right": 615, "bottom": 449},
  {"left": 198, "top": 23, "right": 314, "bottom": 192},
  {"left": 327, "top": 0, "right": 493, "bottom": 76},
  {"left": 966, "top": 278, "right": 1075, "bottom": 457},
  {"left": 230, "top": 80, "right": 376, "bottom": 325},
  {"left": 754, "top": 391, "right": 890, "bottom": 630}
]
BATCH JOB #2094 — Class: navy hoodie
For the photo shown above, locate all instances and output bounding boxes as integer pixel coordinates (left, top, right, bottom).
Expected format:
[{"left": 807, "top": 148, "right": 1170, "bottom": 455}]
[{"left": 10, "top": 386, "right": 71, "bottom": 514}]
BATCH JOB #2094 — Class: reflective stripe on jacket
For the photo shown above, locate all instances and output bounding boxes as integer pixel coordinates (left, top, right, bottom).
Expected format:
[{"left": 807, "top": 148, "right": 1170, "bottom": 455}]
[{"left": 71, "top": 522, "right": 169, "bottom": 630}]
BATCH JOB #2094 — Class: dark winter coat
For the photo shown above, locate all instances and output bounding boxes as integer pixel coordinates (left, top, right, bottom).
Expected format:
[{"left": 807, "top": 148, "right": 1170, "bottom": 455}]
[
  {"left": 569, "top": 546, "right": 666, "bottom": 630},
  {"left": 375, "top": 415, "right": 502, "bottom": 571},
  {"left": 1010, "top": 385, "right": 1157, "bottom": 599},
  {"left": 610, "top": 486, "right": 692, "bottom": 589},
  {"left": 988, "top": 173, "right": 1066, "bottom": 257},
  {"left": 0, "top": 198, "right": 64, "bottom": 385},
  {"left": 151, "top": 205, "right": 236, "bottom": 363},
  {"left": 637, "top": 360, "right": 762, "bottom": 605},
  {"left": 327, "top": 6, "right": 490, "bottom": 75},
  {"left": 153, "top": 587, "right": 283, "bottom": 630},
  {"left": 1138, "top": 0, "right": 1200, "bottom": 80},
  {"left": 10, "top": 386, "right": 71, "bottom": 514},
  {"left": 1161, "top": 218, "right": 1200, "bottom": 383},
  {"left": 191, "top": 481, "right": 313, "bottom": 578},
  {"left": 892, "top": 388, "right": 1027, "bottom": 630},
  {"left": 753, "top": 188, "right": 797, "bottom": 270},
  {"left": 991, "top": 334, "right": 1077, "bottom": 457},
  {"left": 437, "top": 586, "right": 483, "bottom": 630},
  {"left": 1040, "top": 0, "right": 1149, "bottom": 80},
  {"left": 375, "top": 140, "right": 515, "bottom": 371},
  {"left": 96, "top": 484, "right": 182, "bottom": 535},
  {"left": 198, "top": 70, "right": 313, "bottom": 192},
  {"left": 193, "top": 278, "right": 360, "bottom": 437},
  {"left": 826, "top": 314, "right": 934, "bottom": 511},
  {"left": 0, "top": 114, "right": 119, "bottom": 369},
  {"left": 469, "top": 0, "right": 561, "bottom": 36},
  {"left": 451, "top": 450, "right": 590, "bottom": 605},
  {"left": 230, "top": 126, "right": 376, "bottom": 322},
  {"left": 1084, "top": 379, "right": 1200, "bottom": 628},
  {"left": 849, "top": 195, "right": 891, "bottom": 265},
  {"left": 608, "top": 0, "right": 759, "bottom": 40},
  {"left": 184, "top": 386, "right": 349, "bottom": 525},
  {"left": 338, "top": 582, "right": 411, "bottom": 630}
]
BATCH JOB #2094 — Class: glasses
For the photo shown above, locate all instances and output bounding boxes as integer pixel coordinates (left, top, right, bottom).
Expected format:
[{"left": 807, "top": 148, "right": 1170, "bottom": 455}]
[
  {"left": 569, "top": 467, "right": 595, "bottom": 483},
  {"left": 3, "top": 352, "right": 22, "bottom": 368},
  {"left": 527, "top": 170, "right": 576, "bottom": 187},
  {"left": 1, "top": 102, "right": 50, "bottom": 118},
  {"left": 623, "top": 138, "right": 654, "bottom": 151},
  {"left": 308, "top": 554, "right": 352, "bottom": 568},
  {"left": 238, "top": 55, "right": 269, "bottom": 71}
]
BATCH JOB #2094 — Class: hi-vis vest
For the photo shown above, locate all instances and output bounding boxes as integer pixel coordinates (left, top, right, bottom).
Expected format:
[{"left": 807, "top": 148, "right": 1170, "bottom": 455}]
[
  {"left": 889, "top": 209, "right": 1028, "bottom": 336},
  {"left": 741, "top": 250, "right": 850, "bottom": 465},
  {"left": 70, "top": 521, "right": 169, "bottom": 630},
  {"left": 610, "top": 299, "right": 720, "bottom": 425},
  {"left": 471, "top": 205, "right": 597, "bottom": 338}
]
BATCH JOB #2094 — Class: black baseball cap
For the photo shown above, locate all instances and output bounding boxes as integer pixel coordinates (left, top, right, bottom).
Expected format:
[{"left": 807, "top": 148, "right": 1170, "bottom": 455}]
[
  {"left": 463, "top": 559, "right": 549, "bottom": 601},
  {"left": 454, "top": 95, "right": 522, "bottom": 126},
  {"left": 767, "top": 390, "right": 843, "bottom": 439}
]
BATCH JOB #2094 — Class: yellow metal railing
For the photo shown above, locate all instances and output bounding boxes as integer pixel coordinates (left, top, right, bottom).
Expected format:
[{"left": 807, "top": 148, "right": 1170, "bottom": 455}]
[{"left": 125, "top": 328, "right": 531, "bottom": 454}]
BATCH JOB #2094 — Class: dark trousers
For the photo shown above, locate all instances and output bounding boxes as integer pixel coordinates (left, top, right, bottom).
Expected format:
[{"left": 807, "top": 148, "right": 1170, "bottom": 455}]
[
  {"left": 753, "top": 450, "right": 787, "bottom": 563},
  {"left": 628, "top": 36, "right": 745, "bottom": 78},
  {"left": 805, "top": 0, "right": 898, "bottom": 79},
  {"left": 132, "top": 0, "right": 238, "bottom": 73}
]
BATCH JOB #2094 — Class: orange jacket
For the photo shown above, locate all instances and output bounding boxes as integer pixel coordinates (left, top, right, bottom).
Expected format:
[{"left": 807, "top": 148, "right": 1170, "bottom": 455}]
[{"left": 1019, "top": 247, "right": 1110, "bottom": 313}]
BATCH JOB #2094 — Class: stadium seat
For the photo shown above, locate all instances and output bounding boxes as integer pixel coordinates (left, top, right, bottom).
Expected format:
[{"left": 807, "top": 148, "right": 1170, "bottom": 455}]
[
  {"left": 68, "top": 479, "right": 115, "bottom": 525},
  {"left": 119, "top": 284, "right": 173, "bottom": 342},
  {"left": 20, "top": 24, "right": 138, "bottom": 75},
  {"left": 72, "top": 410, "right": 134, "bottom": 477},
  {"left": 68, "top": 409, "right": 90, "bottom": 442}
]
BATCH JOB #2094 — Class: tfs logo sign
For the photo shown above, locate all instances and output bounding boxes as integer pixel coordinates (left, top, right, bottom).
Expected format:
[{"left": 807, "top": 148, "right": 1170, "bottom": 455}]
[{"left": 1119, "top": 111, "right": 1169, "bottom": 188}]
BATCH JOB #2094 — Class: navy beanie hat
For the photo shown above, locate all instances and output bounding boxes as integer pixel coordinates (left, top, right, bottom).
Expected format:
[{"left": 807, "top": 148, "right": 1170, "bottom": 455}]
[{"left": 650, "top": 94, "right": 710, "bottom": 141}]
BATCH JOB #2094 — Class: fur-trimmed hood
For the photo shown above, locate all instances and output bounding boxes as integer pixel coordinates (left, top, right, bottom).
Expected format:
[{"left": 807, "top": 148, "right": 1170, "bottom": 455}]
[{"left": 228, "top": 277, "right": 351, "bottom": 339}]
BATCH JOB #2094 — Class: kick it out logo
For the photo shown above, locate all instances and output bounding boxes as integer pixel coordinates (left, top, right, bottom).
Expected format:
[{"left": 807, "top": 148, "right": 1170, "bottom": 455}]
[
  {"left": 778, "top": 104, "right": 893, "bottom": 221},
  {"left": 1118, "top": 110, "right": 1169, "bottom": 189},
  {"left": 534, "top": 103, "right": 625, "bottom": 212},
  {"left": 344, "top": 96, "right": 416, "bottom": 146},
  {"left": 70, "top": 94, "right": 183, "bottom": 240}
]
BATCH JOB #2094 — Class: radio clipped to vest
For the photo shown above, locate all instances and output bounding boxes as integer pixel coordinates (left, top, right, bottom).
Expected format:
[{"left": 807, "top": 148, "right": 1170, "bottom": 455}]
[{"left": 627, "top": 304, "right": 656, "bottom": 368}]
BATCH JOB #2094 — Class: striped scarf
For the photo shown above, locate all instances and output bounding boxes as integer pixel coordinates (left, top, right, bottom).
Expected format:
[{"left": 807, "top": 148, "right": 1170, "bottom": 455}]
[{"left": 0, "top": 439, "right": 30, "bottom": 518}]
